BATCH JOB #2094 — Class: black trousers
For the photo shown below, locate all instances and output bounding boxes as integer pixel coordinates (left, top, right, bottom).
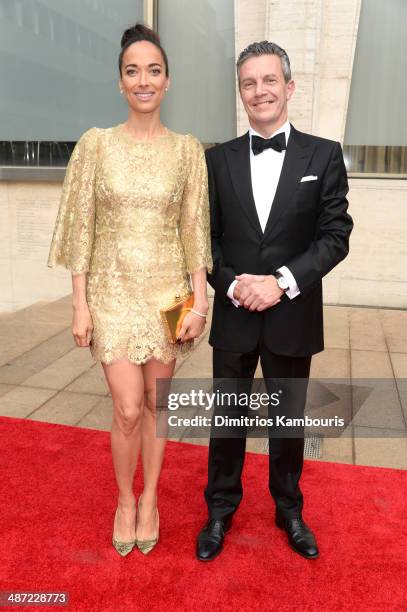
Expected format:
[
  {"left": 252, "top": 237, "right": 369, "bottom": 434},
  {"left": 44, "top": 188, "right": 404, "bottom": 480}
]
[{"left": 205, "top": 343, "right": 311, "bottom": 520}]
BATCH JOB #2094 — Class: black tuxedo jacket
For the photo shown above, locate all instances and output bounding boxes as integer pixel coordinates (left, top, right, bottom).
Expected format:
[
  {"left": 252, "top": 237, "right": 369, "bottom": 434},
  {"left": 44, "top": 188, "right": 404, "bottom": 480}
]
[{"left": 206, "top": 125, "right": 353, "bottom": 357}]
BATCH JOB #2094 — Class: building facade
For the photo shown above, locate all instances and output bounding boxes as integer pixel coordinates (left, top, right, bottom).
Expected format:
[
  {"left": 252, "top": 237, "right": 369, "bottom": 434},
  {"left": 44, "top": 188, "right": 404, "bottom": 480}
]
[{"left": 0, "top": 0, "right": 406, "bottom": 311}]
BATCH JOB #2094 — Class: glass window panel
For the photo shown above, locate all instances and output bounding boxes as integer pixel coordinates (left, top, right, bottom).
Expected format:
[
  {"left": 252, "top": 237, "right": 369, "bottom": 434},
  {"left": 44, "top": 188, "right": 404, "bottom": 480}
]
[
  {"left": 345, "top": 0, "right": 407, "bottom": 147},
  {"left": 158, "top": 0, "right": 236, "bottom": 143},
  {"left": 0, "top": 0, "right": 143, "bottom": 141},
  {"left": 344, "top": 0, "right": 407, "bottom": 174}
]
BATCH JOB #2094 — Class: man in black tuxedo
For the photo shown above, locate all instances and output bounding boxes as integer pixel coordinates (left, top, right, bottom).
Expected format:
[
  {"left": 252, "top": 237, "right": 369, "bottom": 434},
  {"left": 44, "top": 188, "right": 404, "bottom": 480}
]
[{"left": 196, "top": 41, "right": 353, "bottom": 561}]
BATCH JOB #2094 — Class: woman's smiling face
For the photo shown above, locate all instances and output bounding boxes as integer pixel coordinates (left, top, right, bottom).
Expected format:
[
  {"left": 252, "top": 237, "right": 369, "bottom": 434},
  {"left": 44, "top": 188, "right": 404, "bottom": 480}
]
[{"left": 119, "top": 40, "right": 169, "bottom": 114}]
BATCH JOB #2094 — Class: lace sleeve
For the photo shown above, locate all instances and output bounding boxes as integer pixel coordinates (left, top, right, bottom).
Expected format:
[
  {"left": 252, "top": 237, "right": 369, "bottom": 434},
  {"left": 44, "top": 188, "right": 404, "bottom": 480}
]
[
  {"left": 47, "top": 127, "right": 99, "bottom": 275},
  {"left": 179, "top": 135, "right": 213, "bottom": 275}
]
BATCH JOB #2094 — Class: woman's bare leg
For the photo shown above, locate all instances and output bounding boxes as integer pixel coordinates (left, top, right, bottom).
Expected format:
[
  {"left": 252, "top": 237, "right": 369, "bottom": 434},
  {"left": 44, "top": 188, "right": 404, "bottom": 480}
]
[
  {"left": 102, "top": 358, "right": 144, "bottom": 541},
  {"left": 136, "top": 358, "right": 176, "bottom": 540}
]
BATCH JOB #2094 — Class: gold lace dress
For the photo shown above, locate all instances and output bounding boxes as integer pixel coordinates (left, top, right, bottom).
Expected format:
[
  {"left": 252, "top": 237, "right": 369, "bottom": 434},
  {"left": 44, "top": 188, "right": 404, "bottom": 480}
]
[{"left": 48, "top": 124, "right": 212, "bottom": 364}]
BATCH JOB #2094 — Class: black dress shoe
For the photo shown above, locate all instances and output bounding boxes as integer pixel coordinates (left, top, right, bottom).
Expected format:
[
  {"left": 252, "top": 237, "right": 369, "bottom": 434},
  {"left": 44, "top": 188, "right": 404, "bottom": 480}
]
[
  {"left": 196, "top": 517, "right": 232, "bottom": 561},
  {"left": 276, "top": 515, "right": 319, "bottom": 559}
]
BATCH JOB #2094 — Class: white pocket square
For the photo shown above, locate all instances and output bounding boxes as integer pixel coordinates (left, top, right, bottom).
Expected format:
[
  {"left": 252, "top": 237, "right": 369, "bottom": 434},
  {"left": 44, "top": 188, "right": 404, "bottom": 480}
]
[{"left": 300, "top": 175, "right": 318, "bottom": 182}]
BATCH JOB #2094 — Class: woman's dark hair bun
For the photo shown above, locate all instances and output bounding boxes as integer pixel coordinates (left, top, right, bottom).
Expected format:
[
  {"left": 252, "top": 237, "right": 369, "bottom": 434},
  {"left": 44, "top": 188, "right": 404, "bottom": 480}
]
[{"left": 120, "top": 23, "right": 161, "bottom": 49}]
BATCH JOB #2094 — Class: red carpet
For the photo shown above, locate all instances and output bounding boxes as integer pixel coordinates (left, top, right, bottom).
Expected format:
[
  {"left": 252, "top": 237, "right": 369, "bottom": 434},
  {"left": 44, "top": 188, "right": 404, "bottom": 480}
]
[{"left": 0, "top": 416, "right": 406, "bottom": 612}]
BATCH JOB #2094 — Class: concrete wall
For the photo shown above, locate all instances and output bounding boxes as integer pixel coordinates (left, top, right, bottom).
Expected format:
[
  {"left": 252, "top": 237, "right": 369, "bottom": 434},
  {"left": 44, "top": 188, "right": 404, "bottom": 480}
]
[
  {"left": 325, "top": 178, "right": 407, "bottom": 308},
  {"left": 0, "top": 181, "right": 71, "bottom": 312}
]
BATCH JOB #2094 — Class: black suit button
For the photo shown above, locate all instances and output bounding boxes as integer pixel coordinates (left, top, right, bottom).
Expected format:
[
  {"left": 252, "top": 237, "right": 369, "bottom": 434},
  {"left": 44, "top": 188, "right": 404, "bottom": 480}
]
[{"left": 260, "top": 244, "right": 266, "bottom": 250}]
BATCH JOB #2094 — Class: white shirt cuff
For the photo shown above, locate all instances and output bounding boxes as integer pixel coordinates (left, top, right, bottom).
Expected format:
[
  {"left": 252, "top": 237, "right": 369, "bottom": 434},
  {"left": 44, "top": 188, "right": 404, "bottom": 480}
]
[
  {"left": 227, "top": 280, "right": 240, "bottom": 307},
  {"left": 276, "top": 266, "right": 300, "bottom": 299}
]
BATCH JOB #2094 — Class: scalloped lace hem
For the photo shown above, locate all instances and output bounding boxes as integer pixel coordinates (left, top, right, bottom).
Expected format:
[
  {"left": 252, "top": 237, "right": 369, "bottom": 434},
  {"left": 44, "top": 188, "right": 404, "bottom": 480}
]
[{"left": 89, "top": 341, "right": 193, "bottom": 366}]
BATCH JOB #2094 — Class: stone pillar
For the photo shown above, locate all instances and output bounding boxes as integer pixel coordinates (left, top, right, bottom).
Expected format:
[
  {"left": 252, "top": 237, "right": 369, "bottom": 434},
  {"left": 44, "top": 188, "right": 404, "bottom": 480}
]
[
  {"left": 314, "top": 0, "right": 361, "bottom": 141},
  {"left": 235, "top": 0, "right": 268, "bottom": 134},
  {"left": 235, "top": 0, "right": 361, "bottom": 142},
  {"left": 265, "top": 0, "right": 361, "bottom": 141},
  {"left": 266, "top": 0, "right": 322, "bottom": 134}
]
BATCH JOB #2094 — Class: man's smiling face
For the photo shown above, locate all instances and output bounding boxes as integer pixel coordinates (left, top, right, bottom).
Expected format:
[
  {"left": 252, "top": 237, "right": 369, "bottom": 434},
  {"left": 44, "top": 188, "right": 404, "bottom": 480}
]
[{"left": 238, "top": 53, "right": 295, "bottom": 135}]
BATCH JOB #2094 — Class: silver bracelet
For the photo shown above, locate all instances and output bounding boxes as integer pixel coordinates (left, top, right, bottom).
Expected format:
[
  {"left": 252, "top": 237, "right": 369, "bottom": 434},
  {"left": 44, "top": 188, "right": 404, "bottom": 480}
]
[{"left": 190, "top": 308, "right": 207, "bottom": 318}]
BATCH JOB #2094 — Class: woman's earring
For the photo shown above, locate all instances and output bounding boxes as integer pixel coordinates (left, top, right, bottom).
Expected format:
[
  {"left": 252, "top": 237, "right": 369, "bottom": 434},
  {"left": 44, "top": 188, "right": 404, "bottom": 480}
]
[{"left": 120, "top": 88, "right": 124, "bottom": 94}]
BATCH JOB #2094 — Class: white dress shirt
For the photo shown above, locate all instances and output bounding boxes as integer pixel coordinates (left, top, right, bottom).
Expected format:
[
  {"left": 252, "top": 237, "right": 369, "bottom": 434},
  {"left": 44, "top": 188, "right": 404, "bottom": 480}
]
[{"left": 227, "top": 120, "right": 300, "bottom": 306}]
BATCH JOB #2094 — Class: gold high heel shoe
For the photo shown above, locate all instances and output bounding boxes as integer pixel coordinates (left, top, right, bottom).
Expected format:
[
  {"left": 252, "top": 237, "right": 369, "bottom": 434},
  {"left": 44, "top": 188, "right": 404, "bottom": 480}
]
[
  {"left": 112, "top": 507, "right": 137, "bottom": 557},
  {"left": 136, "top": 496, "right": 159, "bottom": 555}
]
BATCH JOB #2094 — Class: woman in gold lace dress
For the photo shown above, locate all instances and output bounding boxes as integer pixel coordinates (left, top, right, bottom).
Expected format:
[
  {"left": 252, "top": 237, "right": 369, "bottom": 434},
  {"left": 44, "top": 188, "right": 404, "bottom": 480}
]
[{"left": 48, "top": 24, "right": 212, "bottom": 556}]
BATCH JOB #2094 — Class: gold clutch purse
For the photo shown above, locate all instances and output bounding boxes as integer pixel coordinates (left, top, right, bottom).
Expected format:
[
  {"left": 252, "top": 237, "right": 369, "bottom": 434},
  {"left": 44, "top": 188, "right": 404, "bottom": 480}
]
[{"left": 160, "top": 293, "right": 194, "bottom": 344}]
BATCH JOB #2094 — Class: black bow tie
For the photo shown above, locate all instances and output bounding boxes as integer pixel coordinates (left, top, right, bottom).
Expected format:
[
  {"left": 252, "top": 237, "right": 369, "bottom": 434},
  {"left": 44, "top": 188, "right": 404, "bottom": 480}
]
[{"left": 251, "top": 132, "right": 286, "bottom": 155}]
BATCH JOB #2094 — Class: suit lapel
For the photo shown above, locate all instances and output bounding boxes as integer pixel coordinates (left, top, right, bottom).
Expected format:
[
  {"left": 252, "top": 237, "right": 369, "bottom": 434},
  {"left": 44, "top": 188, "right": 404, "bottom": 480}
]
[
  {"left": 263, "top": 125, "right": 315, "bottom": 239},
  {"left": 224, "top": 132, "right": 263, "bottom": 237}
]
